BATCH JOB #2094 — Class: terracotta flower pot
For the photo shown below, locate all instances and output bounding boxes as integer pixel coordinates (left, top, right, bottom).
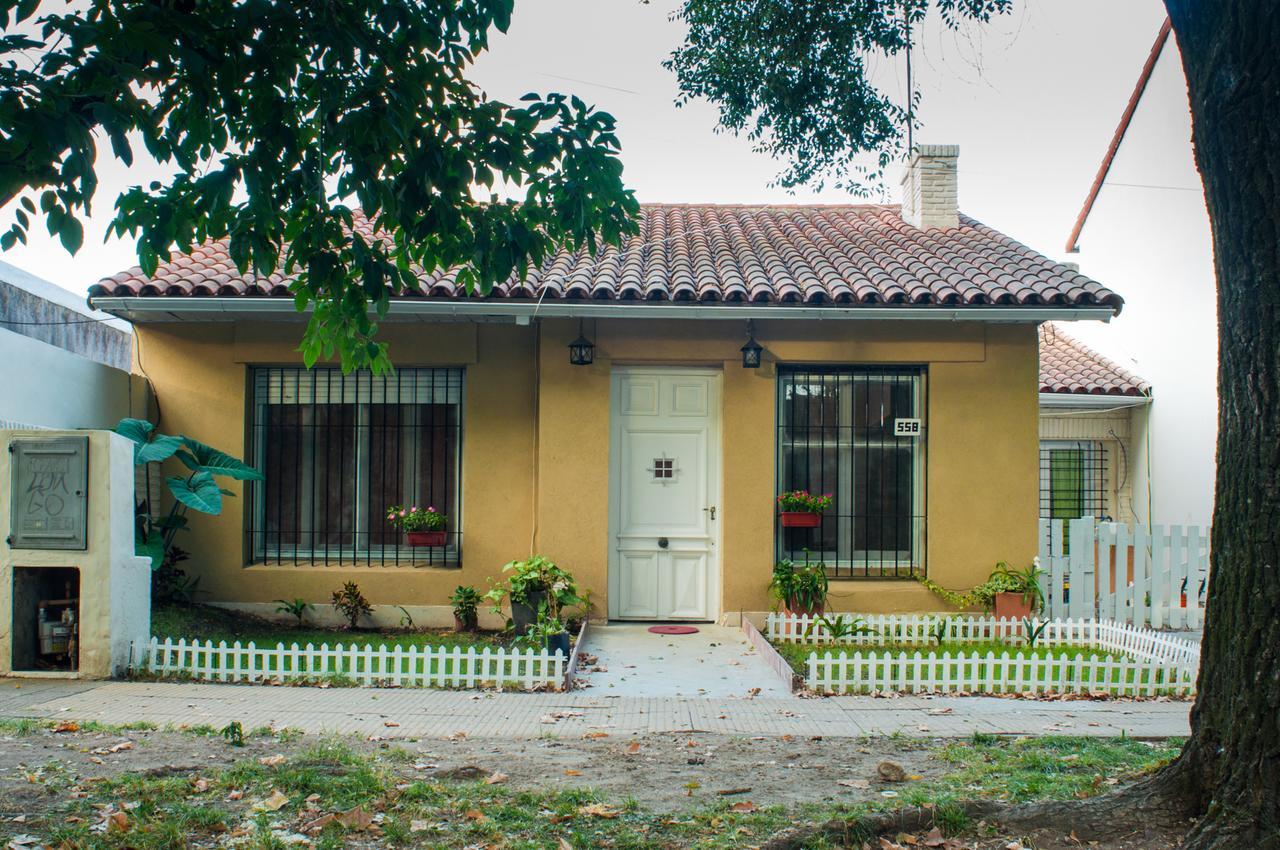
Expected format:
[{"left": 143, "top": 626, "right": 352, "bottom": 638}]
[
  {"left": 407, "top": 530, "right": 446, "bottom": 547},
  {"left": 780, "top": 511, "right": 822, "bottom": 528},
  {"left": 993, "top": 591, "right": 1033, "bottom": 623},
  {"left": 785, "top": 600, "right": 825, "bottom": 618}
]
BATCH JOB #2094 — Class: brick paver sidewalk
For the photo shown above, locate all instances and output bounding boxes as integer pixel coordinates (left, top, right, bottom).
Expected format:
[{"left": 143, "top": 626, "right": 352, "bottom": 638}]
[{"left": 0, "top": 679, "right": 1190, "bottom": 739}]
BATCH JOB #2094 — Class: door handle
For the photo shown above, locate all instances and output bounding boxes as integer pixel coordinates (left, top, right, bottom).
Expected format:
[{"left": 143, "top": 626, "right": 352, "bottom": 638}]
[
  {"left": 703, "top": 506, "right": 716, "bottom": 520},
  {"left": 658, "top": 537, "right": 669, "bottom": 549}
]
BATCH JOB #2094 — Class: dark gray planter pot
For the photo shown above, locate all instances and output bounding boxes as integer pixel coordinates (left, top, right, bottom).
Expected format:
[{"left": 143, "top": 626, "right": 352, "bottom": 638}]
[
  {"left": 545, "top": 631, "right": 571, "bottom": 657},
  {"left": 510, "top": 589, "right": 547, "bottom": 636}
]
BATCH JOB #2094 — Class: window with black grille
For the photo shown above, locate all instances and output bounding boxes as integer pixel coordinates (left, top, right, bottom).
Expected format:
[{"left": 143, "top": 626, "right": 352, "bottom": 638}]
[
  {"left": 777, "top": 366, "right": 925, "bottom": 578},
  {"left": 1039, "top": 440, "right": 1108, "bottom": 521},
  {"left": 248, "top": 367, "right": 462, "bottom": 566}
]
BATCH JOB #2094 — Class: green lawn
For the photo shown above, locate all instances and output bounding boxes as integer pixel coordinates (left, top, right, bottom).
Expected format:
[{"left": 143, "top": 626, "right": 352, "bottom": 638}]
[
  {"left": 771, "top": 639, "right": 1123, "bottom": 677},
  {"left": 151, "top": 603, "right": 510, "bottom": 652}
]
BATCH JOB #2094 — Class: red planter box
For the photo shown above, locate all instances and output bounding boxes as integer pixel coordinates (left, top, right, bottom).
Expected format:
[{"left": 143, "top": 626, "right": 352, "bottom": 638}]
[
  {"left": 407, "top": 530, "right": 447, "bottom": 547},
  {"left": 780, "top": 512, "right": 822, "bottom": 528}
]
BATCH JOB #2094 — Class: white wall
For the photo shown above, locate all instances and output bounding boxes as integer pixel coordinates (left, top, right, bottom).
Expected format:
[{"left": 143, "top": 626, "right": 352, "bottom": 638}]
[
  {"left": 0, "top": 327, "right": 132, "bottom": 430},
  {"left": 1070, "top": 41, "right": 1217, "bottom": 529}
]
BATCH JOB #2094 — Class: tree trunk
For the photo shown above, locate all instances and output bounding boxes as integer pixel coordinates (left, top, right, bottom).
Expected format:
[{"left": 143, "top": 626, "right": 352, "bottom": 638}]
[{"left": 1155, "top": 2, "right": 1280, "bottom": 846}]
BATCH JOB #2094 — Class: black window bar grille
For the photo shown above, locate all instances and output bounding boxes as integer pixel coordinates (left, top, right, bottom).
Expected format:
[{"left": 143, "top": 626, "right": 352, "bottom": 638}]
[
  {"left": 776, "top": 366, "right": 926, "bottom": 579},
  {"left": 1039, "top": 440, "right": 1108, "bottom": 522},
  {"left": 247, "top": 366, "right": 463, "bottom": 566}
]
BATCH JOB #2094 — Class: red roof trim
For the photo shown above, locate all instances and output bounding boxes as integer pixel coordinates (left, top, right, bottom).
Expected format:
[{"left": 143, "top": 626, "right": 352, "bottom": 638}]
[{"left": 1065, "top": 17, "right": 1173, "bottom": 254}]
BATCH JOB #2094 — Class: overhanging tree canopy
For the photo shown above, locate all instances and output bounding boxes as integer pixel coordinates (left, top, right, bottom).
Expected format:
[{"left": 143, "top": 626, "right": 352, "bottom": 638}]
[{"left": 0, "top": 0, "right": 638, "bottom": 372}]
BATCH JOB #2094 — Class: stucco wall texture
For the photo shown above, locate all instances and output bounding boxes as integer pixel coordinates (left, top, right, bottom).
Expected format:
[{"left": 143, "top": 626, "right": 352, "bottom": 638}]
[{"left": 132, "top": 318, "right": 1039, "bottom": 619}]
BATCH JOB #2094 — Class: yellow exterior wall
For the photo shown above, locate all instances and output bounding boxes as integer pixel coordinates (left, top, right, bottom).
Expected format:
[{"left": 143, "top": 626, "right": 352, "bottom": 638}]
[{"left": 134, "top": 317, "right": 1039, "bottom": 617}]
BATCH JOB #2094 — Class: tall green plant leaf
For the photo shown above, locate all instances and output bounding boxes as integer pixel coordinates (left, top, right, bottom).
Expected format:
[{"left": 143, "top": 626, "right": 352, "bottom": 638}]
[
  {"left": 136, "top": 532, "right": 165, "bottom": 571},
  {"left": 114, "top": 418, "right": 154, "bottom": 444},
  {"left": 176, "top": 437, "right": 263, "bottom": 481},
  {"left": 167, "top": 471, "right": 223, "bottom": 515},
  {"left": 136, "top": 435, "right": 183, "bottom": 464}
]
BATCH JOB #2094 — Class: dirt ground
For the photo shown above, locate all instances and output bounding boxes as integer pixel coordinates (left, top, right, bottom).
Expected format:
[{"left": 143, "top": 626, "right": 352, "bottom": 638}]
[{"left": 0, "top": 726, "right": 1192, "bottom": 849}]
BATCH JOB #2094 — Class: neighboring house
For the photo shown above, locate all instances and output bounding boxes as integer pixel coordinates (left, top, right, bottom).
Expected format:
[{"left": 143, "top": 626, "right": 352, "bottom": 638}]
[
  {"left": 1065, "top": 18, "right": 1216, "bottom": 529},
  {"left": 0, "top": 260, "right": 140, "bottom": 430},
  {"left": 1037, "top": 324, "right": 1151, "bottom": 531},
  {"left": 88, "top": 146, "right": 1124, "bottom": 623}
]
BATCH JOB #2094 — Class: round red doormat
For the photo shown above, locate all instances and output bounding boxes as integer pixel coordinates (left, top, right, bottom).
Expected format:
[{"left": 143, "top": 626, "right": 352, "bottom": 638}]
[{"left": 648, "top": 625, "right": 700, "bottom": 635}]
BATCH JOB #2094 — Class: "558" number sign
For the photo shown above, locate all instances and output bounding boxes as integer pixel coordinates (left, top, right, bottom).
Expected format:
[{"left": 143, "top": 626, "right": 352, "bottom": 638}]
[{"left": 893, "top": 418, "right": 923, "bottom": 438}]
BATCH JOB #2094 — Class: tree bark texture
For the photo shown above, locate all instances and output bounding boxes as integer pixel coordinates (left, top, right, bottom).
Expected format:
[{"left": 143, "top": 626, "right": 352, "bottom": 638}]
[{"left": 1161, "top": 2, "right": 1280, "bottom": 846}]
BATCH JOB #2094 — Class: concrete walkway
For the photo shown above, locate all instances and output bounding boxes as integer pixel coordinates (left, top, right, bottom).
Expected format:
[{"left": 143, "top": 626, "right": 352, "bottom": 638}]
[
  {"left": 575, "top": 623, "right": 791, "bottom": 698},
  {"left": 0, "top": 678, "right": 1190, "bottom": 739}
]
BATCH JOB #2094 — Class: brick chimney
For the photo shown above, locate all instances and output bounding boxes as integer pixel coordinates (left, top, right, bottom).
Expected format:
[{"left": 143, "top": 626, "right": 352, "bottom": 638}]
[{"left": 899, "top": 144, "right": 959, "bottom": 230}]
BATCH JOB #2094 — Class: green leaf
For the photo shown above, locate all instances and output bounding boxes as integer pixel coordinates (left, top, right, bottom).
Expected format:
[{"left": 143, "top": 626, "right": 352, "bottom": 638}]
[
  {"left": 167, "top": 471, "right": 223, "bottom": 515},
  {"left": 179, "top": 437, "right": 264, "bottom": 481},
  {"left": 136, "top": 435, "right": 183, "bottom": 464},
  {"left": 114, "top": 418, "right": 155, "bottom": 444},
  {"left": 137, "top": 533, "right": 165, "bottom": 571}
]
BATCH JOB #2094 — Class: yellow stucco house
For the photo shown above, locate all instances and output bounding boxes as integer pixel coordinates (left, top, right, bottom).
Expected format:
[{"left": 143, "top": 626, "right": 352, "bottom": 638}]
[{"left": 89, "top": 147, "right": 1122, "bottom": 625}]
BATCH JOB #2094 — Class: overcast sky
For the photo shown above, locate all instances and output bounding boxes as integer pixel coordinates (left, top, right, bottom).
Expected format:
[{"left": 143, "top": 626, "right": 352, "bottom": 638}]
[{"left": 1, "top": 0, "right": 1181, "bottom": 296}]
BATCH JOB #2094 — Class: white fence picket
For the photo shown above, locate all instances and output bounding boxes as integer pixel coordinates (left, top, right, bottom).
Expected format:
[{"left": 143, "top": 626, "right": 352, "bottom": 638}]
[
  {"left": 131, "top": 637, "right": 564, "bottom": 691},
  {"left": 766, "top": 613, "right": 1200, "bottom": 697}
]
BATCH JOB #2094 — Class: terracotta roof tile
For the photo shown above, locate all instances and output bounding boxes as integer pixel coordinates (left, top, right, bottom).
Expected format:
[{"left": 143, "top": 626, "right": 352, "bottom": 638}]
[
  {"left": 89, "top": 204, "right": 1122, "bottom": 311},
  {"left": 1039, "top": 324, "right": 1150, "bottom": 396}
]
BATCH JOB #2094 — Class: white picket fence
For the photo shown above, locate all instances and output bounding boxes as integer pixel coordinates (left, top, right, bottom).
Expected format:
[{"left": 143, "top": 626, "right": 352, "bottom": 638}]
[
  {"left": 131, "top": 638, "right": 566, "bottom": 691},
  {"left": 765, "top": 613, "right": 1200, "bottom": 697},
  {"left": 1039, "top": 518, "right": 1210, "bottom": 630}
]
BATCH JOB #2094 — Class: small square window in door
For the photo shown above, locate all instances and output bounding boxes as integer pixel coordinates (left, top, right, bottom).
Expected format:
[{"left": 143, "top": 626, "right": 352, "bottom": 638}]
[{"left": 648, "top": 456, "right": 677, "bottom": 482}]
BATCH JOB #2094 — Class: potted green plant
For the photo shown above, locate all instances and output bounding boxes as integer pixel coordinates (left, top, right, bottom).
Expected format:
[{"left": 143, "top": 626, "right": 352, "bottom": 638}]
[
  {"left": 523, "top": 607, "right": 571, "bottom": 657},
  {"left": 450, "top": 585, "right": 481, "bottom": 632},
  {"left": 979, "top": 559, "right": 1045, "bottom": 622},
  {"left": 386, "top": 505, "right": 447, "bottom": 546},
  {"left": 777, "top": 490, "right": 833, "bottom": 528},
  {"left": 916, "top": 558, "right": 1046, "bottom": 622},
  {"left": 484, "top": 555, "right": 581, "bottom": 636},
  {"left": 769, "top": 558, "right": 829, "bottom": 616}
]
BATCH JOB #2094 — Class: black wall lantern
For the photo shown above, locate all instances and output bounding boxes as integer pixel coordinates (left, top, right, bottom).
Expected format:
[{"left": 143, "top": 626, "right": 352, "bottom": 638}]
[
  {"left": 568, "top": 319, "right": 595, "bottom": 366},
  {"left": 740, "top": 319, "right": 764, "bottom": 368}
]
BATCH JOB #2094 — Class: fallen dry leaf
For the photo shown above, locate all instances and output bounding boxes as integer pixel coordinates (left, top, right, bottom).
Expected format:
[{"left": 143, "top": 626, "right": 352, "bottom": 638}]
[
  {"left": 302, "top": 813, "right": 337, "bottom": 834},
  {"left": 225, "top": 790, "right": 243, "bottom": 801},
  {"left": 384, "top": 720, "right": 400, "bottom": 727},
  {"left": 258, "top": 754, "right": 286, "bottom": 767},
  {"left": 53, "top": 721, "right": 79, "bottom": 734},
  {"left": 257, "top": 789, "right": 289, "bottom": 812},
  {"left": 191, "top": 778, "right": 210, "bottom": 793},
  {"left": 559, "top": 838, "right": 574, "bottom": 850},
  {"left": 729, "top": 801, "right": 758, "bottom": 813},
  {"left": 335, "top": 805, "right": 374, "bottom": 831},
  {"left": 107, "top": 811, "right": 129, "bottom": 833},
  {"left": 578, "top": 804, "right": 621, "bottom": 819},
  {"left": 582, "top": 731, "right": 609, "bottom": 740},
  {"left": 564, "top": 769, "right": 582, "bottom": 777},
  {"left": 410, "top": 819, "right": 430, "bottom": 833},
  {"left": 625, "top": 742, "right": 641, "bottom": 755},
  {"left": 484, "top": 772, "right": 509, "bottom": 785},
  {"left": 838, "top": 779, "right": 871, "bottom": 789},
  {"left": 463, "top": 809, "right": 486, "bottom": 822}
]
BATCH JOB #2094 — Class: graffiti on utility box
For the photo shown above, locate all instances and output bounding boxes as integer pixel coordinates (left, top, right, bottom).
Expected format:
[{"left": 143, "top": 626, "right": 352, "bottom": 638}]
[{"left": 8, "top": 437, "right": 88, "bottom": 550}]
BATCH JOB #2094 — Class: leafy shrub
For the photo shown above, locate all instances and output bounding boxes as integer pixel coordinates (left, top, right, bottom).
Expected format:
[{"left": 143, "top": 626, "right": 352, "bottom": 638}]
[
  {"left": 450, "top": 586, "right": 482, "bottom": 631},
  {"left": 274, "top": 598, "right": 313, "bottom": 628},
  {"left": 331, "top": 582, "right": 374, "bottom": 629}
]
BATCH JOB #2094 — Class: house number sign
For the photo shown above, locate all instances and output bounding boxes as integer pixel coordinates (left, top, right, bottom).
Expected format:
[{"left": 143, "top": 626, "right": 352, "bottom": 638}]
[
  {"left": 893, "top": 418, "right": 923, "bottom": 438},
  {"left": 8, "top": 437, "right": 89, "bottom": 550}
]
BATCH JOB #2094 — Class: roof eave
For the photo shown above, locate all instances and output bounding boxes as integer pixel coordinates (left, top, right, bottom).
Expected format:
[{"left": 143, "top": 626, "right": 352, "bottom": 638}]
[
  {"left": 89, "top": 296, "right": 1119, "bottom": 324},
  {"left": 1038, "top": 391, "right": 1152, "bottom": 408}
]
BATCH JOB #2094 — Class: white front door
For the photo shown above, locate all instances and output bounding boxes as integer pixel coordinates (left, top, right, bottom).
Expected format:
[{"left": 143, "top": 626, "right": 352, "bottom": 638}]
[{"left": 608, "top": 368, "right": 721, "bottom": 621}]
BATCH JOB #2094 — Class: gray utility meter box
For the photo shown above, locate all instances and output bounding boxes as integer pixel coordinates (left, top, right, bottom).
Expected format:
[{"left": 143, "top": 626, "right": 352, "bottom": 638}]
[{"left": 8, "top": 436, "right": 89, "bottom": 550}]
